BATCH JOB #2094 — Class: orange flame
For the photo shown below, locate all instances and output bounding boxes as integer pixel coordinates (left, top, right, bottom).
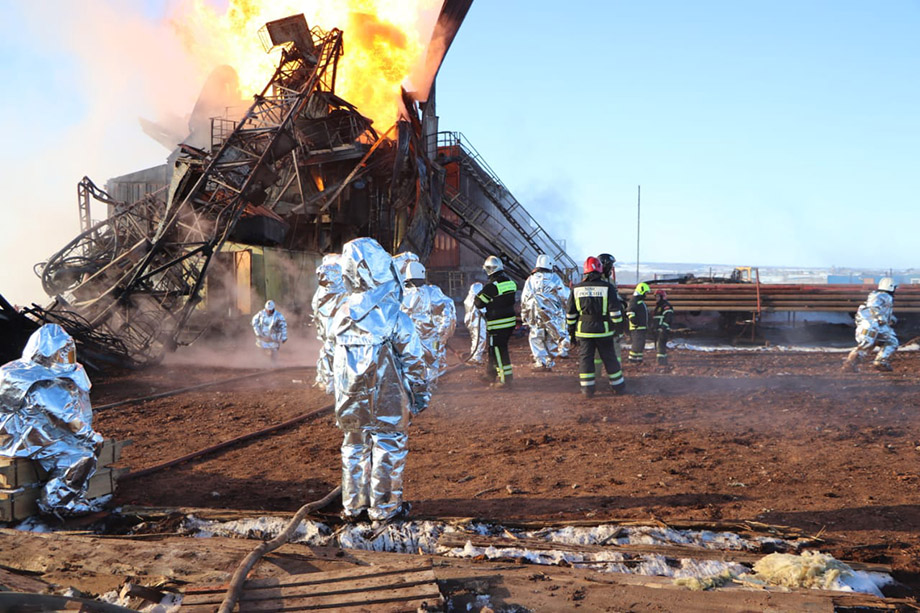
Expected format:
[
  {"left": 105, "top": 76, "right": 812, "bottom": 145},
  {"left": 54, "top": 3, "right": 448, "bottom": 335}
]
[{"left": 169, "top": 0, "right": 442, "bottom": 131}]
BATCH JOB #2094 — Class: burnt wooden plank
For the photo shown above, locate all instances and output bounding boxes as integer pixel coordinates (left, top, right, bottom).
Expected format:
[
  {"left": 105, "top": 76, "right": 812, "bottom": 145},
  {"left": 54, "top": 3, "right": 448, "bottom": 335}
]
[
  {"left": 181, "top": 567, "right": 438, "bottom": 605},
  {"left": 181, "top": 568, "right": 441, "bottom": 612},
  {"left": 0, "top": 567, "right": 53, "bottom": 593},
  {"left": 183, "top": 563, "right": 437, "bottom": 596}
]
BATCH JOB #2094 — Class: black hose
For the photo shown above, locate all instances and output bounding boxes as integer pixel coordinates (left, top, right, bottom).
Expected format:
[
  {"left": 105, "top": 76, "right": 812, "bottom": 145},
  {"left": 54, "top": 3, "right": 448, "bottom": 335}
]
[{"left": 95, "top": 366, "right": 312, "bottom": 411}]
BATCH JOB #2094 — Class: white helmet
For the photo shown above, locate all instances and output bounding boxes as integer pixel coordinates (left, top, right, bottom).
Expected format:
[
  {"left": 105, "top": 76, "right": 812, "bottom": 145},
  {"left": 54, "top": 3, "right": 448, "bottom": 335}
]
[
  {"left": 535, "top": 254, "right": 554, "bottom": 270},
  {"left": 483, "top": 255, "right": 504, "bottom": 275},
  {"left": 405, "top": 261, "right": 426, "bottom": 281},
  {"left": 878, "top": 277, "right": 897, "bottom": 293},
  {"left": 264, "top": 300, "right": 275, "bottom": 312}
]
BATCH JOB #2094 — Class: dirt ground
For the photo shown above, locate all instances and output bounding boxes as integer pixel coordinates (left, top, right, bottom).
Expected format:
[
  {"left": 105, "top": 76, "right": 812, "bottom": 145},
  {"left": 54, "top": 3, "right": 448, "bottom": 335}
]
[{"left": 89, "top": 333, "right": 920, "bottom": 603}]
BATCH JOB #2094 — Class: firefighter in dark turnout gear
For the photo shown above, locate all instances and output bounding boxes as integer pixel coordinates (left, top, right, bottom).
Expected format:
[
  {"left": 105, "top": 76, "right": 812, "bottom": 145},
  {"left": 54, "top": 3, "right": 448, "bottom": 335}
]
[
  {"left": 597, "top": 253, "right": 626, "bottom": 365},
  {"left": 566, "top": 257, "right": 626, "bottom": 398},
  {"left": 652, "top": 289, "right": 674, "bottom": 367},
  {"left": 627, "top": 283, "right": 650, "bottom": 364},
  {"left": 474, "top": 256, "right": 517, "bottom": 386}
]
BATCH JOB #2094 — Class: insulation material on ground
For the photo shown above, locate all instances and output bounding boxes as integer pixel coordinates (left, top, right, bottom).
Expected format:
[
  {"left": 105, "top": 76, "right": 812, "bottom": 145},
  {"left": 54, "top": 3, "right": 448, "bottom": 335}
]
[
  {"left": 174, "top": 517, "right": 895, "bottom": 594},
  {"left": 742, "top": 550, "right": 892, "bottom": 597}
]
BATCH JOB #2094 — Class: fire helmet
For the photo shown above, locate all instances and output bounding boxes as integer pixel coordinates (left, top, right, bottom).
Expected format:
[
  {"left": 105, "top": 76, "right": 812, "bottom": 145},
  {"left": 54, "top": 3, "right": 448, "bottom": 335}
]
[
  {"left": 583, "top": 257, "right": 602, "bottom": 275},
  {"left": 483, "top": 255, "right": 504, "bottom": 275},
  {"left": 598, "top": 253, "right": 616, "bottom": 277},
  {"left": 655, "top": 289, "right": 668, "bottom": 300},
  {"left": 878, "top": 277, "right": 897, "bottom": 293},
  {"left": 535, "top": 254, "right": 554, "bottom": 270},
  {"left": 405, "top": 261, "right": 427, "bottom": 282},
  {"left": 264, "top": 300, "right": 275, "bottom": 312},
  {"left": 634, "top": 282, "right": 650, "bottom": 296}
]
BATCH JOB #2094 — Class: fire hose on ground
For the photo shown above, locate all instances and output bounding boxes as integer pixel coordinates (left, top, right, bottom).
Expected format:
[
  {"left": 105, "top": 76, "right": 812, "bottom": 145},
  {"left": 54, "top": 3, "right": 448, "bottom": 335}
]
[
  {"left": 118, "top": 360, "right": 468, "bottom": 482},
  {"left": 94, "top": 366, "right": 310, "bottom": 412}
]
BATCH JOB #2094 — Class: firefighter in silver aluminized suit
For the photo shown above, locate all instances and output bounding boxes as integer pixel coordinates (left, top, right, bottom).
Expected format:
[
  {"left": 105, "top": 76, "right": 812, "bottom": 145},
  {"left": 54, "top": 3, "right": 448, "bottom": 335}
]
[
  {"left": 0, "top": 324, "right": 103, "bottom": 516},
  {"left": 401, "top": 261, "right": 440, "bottom": 385},
  {"left": 251, "top": 300, "right": 287, "bottom": 363},
  {"left": 843, "top": 277, "right": 899, "bottom": 372},
  {"left": 395, "top": 252, "right": 456, "bottom": 379},
  {"left": 311, "top": 254, "right": 346, "bottom": 394},
  {"left": 464, "top": 282, "right": 487, "bottom": 364},
  {"left": 331, "top": 238, "right": 430, "bottom": 525},
  {"left": 521, "top": 254, "right": 567, "bottom": 371},
  {"left": 429, "top": 282, "right": 457, "bottom": 378}
]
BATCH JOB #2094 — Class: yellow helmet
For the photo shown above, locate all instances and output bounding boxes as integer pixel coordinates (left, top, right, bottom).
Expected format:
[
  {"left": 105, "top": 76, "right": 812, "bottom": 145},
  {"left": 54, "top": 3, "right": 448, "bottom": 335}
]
[{"left": 634, "top": 282, "right": 650, "bottom": 296}]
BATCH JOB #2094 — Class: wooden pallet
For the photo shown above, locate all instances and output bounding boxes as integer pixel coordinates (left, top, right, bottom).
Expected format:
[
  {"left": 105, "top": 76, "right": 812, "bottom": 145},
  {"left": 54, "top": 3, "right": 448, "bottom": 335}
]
[
  {"left": 179, "top": 563, "right": 443, "bottom": 612},
  {"left": 0, "top": 438, "right": 131, "bottom": 522}
]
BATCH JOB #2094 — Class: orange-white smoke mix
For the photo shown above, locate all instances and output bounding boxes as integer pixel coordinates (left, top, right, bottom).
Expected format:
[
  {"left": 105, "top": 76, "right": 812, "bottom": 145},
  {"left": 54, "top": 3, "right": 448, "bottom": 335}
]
[{"left": 169, "top": 0, "right": 444, "bottom": 130}]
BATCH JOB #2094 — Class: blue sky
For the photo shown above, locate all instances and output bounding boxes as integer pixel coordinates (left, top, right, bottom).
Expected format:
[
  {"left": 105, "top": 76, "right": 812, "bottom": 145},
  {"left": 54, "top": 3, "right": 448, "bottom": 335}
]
[{"left": 1, "top": 1, "right": 918, "bottom": 304}]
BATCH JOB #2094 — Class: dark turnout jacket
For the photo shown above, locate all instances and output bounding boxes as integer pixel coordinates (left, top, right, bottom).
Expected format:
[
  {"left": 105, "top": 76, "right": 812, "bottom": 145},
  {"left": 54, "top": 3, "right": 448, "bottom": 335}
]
[
  {"left": 566, "top": 272, "right": 624, "bottom": 338},
  {"left": 474, "top": 272, "right": 517, "bottom": 331},
  {"left": 653, "top": 298, "right": 674, "bottom": 331},
  {"left": 627, "top": 294, "right": 649, "bottom": 330}
]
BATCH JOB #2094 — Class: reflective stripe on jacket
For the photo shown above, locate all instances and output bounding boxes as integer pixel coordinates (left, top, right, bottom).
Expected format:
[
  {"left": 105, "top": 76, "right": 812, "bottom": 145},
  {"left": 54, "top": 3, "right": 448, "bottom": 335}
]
[
  {"left": 653, "top": 299, "right": 674, "bottom": 330},
  {"left": 566, "top": 273, "right": 622, "bottom": 338},
  {"left": 627, "top": 295, "right": 648, "bottom": 331},
  {"left": 475, "top": 273, "right": 517, "bottom": 331}
]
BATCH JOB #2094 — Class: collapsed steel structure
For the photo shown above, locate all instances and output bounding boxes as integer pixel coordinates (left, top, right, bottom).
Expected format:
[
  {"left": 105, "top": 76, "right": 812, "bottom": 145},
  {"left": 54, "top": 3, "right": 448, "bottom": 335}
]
[{"left": 14, "top": 6, "right": 575, "bottom": 368}]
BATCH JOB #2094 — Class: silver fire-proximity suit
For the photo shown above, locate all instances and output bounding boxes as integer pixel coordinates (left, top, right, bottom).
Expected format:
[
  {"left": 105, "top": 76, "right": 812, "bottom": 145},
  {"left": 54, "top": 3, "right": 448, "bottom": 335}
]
[
  {"left": 311, "top": 254, "right": 346, "bottom": 394},
  {"left": 520, "top": 255, "right": 568, "bottom": 369},
  {"left": 429, "top": 285, "right": 457, "bottom": 377},
  {"left": 401, "top": 261, "right": 440, "bottom": 385},
  {"left": 558, "top": 284, "right": 572, "bottom": 358},
  {"left": 463, "top": 282, "right": 487, "bottom": 365},
  {"left": 845, "top": 279, "right": 899, "bottom": 370},
  {"left": 0, "top": 324, "right": 103, "bottom": 516},
  {"left": 251, "top": 300, "right": 287, "bottom": 362},
  {"left": 395, "top": 253, "right": 457, "bottom": 379},
  {"left": 331, "top": 238, "right": 430, "bottom": 522}
]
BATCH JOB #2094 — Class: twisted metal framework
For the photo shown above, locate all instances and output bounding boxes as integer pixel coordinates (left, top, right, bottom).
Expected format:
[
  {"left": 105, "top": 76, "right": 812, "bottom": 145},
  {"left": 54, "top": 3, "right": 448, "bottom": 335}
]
[
  {"left": 38, "top": 20, "right": 345, "bottom": 366},
  {"left": 39, "top": 178, "right": 165, "bottom": 298}
]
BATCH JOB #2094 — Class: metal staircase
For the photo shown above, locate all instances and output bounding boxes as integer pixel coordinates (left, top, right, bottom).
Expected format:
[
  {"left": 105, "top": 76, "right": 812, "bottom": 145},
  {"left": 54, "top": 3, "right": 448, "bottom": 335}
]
[{"left": 436, "top": 132, "right": 576, "bottom": 281}]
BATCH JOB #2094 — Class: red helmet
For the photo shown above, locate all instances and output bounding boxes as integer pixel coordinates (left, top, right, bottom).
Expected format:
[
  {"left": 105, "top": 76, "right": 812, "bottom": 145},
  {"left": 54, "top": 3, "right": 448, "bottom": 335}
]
[
  {"left": 583, "top": 256, "right": 602, "bottom": 274},
  {"left": 655, "top": 289, "right": 668, "bottom": 299}
]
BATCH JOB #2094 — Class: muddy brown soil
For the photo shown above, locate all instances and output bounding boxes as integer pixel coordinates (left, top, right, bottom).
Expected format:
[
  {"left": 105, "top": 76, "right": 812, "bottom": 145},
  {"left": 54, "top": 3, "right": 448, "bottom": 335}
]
[{"left": 91, "top": 336, "right": 920, "bottom": 597}]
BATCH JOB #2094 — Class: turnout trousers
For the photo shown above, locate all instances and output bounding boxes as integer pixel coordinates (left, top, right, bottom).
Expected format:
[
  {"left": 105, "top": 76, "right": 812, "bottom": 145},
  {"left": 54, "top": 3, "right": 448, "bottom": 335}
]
[
  {"left": 629, "top": 329, "right": 647, "bottom": 363},
  {"left": 578, "top": 336, "right": 625, "bottom": 396},
  {"left": 487, "top": 327, "right": 514, "bottom": 384},
  {"left": 656, "top": 328, "right": 670, "bottom": 365}
]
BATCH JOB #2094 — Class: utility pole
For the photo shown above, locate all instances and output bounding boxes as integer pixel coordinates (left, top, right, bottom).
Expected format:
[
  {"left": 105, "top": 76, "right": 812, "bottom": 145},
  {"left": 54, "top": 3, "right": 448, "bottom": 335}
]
[{"left": 636, "top": 185, "right": 641, "bottom": 284}]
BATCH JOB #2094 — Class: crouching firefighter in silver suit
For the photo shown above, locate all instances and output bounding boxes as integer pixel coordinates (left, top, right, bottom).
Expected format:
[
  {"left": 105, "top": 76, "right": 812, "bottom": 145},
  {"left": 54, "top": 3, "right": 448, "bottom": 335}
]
[
  {"left": 843, "top": 277, "right": 899, "bottom": 372},
  {"left": 0, "top": 324, "right": 104, "bottom": 516},
  {"left": 331, "top": 238, "right": 430, "bottom": 525}
]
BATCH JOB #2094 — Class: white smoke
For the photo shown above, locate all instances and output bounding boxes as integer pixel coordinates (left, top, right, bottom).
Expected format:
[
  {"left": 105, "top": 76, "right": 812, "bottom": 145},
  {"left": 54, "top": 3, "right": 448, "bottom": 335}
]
[{"left": 0, "top": 2, "right": 207, "bottom": 305}]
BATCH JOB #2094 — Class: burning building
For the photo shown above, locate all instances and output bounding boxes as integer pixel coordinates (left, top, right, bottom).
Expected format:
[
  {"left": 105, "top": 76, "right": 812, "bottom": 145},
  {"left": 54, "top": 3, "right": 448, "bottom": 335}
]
[{"left": 3, "top": 4, "right": 574, "bottom": 369}]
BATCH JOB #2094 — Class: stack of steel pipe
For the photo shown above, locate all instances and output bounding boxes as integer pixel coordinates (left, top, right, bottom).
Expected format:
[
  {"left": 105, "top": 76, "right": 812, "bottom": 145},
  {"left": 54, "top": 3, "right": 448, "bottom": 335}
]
[{"left": 620, "top": 284, "right": 920, "bottom": 313}]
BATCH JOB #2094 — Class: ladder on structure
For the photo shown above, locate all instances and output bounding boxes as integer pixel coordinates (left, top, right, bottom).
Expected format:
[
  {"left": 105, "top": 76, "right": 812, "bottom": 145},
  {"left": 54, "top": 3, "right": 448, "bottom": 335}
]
[{"left": 436, "top": 132, "right": 576, "bottom": 281}]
